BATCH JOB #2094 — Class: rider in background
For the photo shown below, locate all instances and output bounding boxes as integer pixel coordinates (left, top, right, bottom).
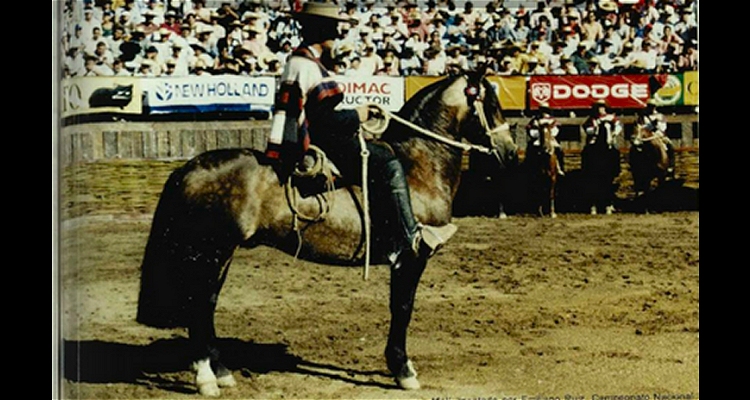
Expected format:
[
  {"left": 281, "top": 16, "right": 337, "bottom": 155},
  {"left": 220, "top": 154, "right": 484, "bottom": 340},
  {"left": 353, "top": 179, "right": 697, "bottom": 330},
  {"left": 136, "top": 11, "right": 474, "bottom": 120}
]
[
  {"left": 637, "top": 99, "right": 676, "bottom": 179},
  {"left": 583, "top": 99, "right": 622, "bottom": 149},
  {"left": 265, "top": 2, "right": 456, "bottom": 265},
  {"left": 526, "top": 102, "right": 565, "bottom": 175}
]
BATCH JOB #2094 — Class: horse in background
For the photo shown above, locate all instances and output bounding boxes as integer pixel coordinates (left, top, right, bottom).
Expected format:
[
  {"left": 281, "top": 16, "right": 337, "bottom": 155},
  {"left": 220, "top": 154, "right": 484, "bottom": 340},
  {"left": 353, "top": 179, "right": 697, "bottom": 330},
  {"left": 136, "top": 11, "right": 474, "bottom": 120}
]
[
  {"left": 136, "top": 72, "right": 517, "bottom": 396},
  {"left": 463, "top": 125, "right": 519, "bottom": 219},
  {"left": 581, "top": 119, "right": 621, "bottom": 215},
  {"left": 524, "top": 122, "right": 559, "bottom": 218},
  {"left": 628, "top": 123, "right": 671, "bottom": 211}
]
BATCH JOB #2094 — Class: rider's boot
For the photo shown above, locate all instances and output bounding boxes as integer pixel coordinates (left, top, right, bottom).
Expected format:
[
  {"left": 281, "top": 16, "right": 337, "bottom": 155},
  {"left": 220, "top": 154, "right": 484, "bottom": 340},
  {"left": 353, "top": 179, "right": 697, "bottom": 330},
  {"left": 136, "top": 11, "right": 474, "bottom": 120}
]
[{"left": 384, "top": 159, "right": 457, "bottom": 265}]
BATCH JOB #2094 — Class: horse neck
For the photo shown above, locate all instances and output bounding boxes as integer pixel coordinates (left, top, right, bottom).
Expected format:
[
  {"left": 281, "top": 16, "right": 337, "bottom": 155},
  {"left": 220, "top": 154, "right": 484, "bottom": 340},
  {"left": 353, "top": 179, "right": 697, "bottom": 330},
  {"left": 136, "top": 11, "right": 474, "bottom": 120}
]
[{"left": 383, "top": 104, "right": 466, "bottom": 224}]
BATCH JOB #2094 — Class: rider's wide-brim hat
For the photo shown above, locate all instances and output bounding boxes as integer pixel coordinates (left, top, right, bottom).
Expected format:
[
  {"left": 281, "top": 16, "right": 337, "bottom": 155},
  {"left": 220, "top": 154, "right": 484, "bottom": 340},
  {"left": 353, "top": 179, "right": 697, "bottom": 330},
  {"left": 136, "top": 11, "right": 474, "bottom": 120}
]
[{"left": 293, "top": 2, "right": 350, "bottom": 23}]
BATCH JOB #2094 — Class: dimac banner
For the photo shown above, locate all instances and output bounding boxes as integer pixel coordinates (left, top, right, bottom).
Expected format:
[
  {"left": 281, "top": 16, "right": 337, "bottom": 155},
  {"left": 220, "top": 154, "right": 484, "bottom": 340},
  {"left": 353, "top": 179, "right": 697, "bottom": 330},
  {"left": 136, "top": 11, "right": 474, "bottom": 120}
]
[
  {"left": 335, "top": 76, "right": 404, "bottom": 112},
  {"left": 529, "top": 75, "right": 651, "bottom": 109}
]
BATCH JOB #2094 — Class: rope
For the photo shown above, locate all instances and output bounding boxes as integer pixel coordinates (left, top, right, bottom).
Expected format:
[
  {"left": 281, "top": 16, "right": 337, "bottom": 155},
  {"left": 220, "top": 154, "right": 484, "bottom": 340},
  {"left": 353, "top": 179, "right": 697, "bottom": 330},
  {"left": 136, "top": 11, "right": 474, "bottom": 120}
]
[
  {"left": 284, "top": 145, "right": 335, "bottom": 260},
  {"left": 357, "top": 131, "right": 371, "bottom": 280},
  {"left": 362, "top": 104, "right": 495, "bottom": 154}
]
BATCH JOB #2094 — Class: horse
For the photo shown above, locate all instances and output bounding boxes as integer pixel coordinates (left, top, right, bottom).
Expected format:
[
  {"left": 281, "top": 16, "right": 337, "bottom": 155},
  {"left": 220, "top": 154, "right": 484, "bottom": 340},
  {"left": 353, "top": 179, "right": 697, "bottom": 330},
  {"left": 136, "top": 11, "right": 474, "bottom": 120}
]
[
  {"left": 581, "top": 119, "right": 621, "bottom": 215},
  {"left": 628, "top": 123, "right": 671, "bottom": 211},
  {"left": 463, "top": 127, "right": 519, "bottom": 219},
  {"left": 135, "top": 72, "right": 517, "bottom": 396},
  {"left": 524, "top": 122, "right": 559, "bottom": 218}
]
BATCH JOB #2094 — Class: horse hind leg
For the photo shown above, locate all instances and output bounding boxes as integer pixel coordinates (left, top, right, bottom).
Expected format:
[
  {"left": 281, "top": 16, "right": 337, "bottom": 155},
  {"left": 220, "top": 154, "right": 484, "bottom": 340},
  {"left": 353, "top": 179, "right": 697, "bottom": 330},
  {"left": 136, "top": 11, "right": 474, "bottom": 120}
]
[{"left": 186, "top": 245, "right": 238, "bottom": 397}]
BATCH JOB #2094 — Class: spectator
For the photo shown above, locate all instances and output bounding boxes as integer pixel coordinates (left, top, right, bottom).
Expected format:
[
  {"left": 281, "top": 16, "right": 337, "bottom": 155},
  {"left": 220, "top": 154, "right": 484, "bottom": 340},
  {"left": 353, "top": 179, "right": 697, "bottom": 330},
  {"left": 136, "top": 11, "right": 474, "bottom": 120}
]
[
  {"left": 61, "top": 0, "right": 697, "bottom": 78},
  {"left": 513, "top": 18, "right": 531, "bottom": 43},
  {"left": 107, "top": 26, "right": 126, "bottom": 59},
  {"left": 64, "top": 47, "right": 85, "bottom": 77},
  {"left": 423, "top": 47, "right": 446, "bottom": 75},
  {"left": 79, "top": 6, "right": 102, "bottom": 42},
  {"left": 346, "top": 56, "right": 368, "bottom": 77},
  {"left": 359, "top": 45, "right": 383, "bottom": 76},
  {"left": 101, "top": 10, "right": 116, "bottom": 37},
  {"left": 138, "top": 11, "right": 160, "bottom": 35},
  {"left": 570, "top": 43, "right": 592, "bottom": 74},
  {"left": 190, "top": 44, "right": 214, "bottom": 71},
  {"left": 143, "top": 46, "right": 164, "bottom": 76},
  {"left": 92, "top": 41, "right": 116, "bottom": 70},
  {"left": 165, "top": 43, "right": 190, "bottom": 76},
  {"left": 445, "top": 46, "right": 469, "bottom": 71},
  {"left": 161, "top": 10, "right": 182, "bottom": 35},
  {"left": 677, "top": 42, "right": 698, "bottom": 71},
  {"left": 83, "top": 55, "right": 114, "bottom": 76},
  {"left": 581, "top": 11, "right": 603, "bottom": 43},
  {"left": 399, "top": 47, "right": 422, "bottom": 75},
  {"left": 84, "top": 27, "right": 106, "bottom": 55},
  {"left": 112, "top": 58, "right": 131, "bottom": 76}
]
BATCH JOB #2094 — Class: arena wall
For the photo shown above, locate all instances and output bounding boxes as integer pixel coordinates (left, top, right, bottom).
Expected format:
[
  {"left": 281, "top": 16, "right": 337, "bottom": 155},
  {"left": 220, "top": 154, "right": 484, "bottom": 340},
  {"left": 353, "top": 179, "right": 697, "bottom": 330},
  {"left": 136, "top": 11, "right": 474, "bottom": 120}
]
[{"left": 59, "top": 115, "right": 698, "bottom": 166}]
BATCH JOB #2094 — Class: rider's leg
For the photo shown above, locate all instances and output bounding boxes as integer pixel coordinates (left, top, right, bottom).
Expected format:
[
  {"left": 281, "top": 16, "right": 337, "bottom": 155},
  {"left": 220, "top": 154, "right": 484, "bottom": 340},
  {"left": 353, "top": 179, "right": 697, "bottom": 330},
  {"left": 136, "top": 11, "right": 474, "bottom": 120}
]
[{"left": 369, "top": 143, "right": 457, "bottom": 259}]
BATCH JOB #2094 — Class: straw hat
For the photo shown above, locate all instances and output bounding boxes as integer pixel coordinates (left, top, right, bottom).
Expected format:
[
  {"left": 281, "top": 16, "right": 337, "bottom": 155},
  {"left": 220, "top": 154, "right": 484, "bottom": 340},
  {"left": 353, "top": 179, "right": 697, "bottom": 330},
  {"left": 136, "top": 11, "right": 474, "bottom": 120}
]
[{"left": 293, "top": 2, "right": 350, "bottom": 23}]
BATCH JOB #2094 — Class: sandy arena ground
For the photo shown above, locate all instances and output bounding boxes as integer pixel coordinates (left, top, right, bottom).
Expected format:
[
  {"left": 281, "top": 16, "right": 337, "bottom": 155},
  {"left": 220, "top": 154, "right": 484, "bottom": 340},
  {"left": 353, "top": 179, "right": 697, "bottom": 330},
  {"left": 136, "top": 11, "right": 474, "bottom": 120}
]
[{"left": 60, "top": 209, "right": 698, "bottom": 399}]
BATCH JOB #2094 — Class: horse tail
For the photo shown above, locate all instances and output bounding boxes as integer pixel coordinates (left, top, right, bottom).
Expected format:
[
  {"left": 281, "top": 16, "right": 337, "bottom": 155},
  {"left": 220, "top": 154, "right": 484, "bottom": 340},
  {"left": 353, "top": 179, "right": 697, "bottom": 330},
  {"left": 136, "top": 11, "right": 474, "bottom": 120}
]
[{"left": 136, "top": 167, "right": 193, "bottom": 328}]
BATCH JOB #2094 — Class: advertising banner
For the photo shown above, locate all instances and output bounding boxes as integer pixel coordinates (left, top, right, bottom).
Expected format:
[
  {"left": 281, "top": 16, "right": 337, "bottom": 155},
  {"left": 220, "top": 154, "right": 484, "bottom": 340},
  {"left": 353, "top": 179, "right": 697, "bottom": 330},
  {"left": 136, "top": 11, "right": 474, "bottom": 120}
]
[
  {"left": 683, "top": 71, "right": 698, "bottom": 106},
  {"left": 405, "top": 76, "right": 526, "bottom": 110},
  {"left": 651, "top": 74, "right": 683, "bottom": 106},
  {"left": 486, "top": 75, "right": 527, "bottom": 111},
  {"left": 60, "top": 77, "right": 142, "bottom": 118},
  {"left": 529, "top": 75, "right": 651, "bottom": 109},
  {"left": 142, "top": 75, "right": 275, "bottom": 114},
  {"left": 335, "top": 76, "right": 404, "bottom": 112}
]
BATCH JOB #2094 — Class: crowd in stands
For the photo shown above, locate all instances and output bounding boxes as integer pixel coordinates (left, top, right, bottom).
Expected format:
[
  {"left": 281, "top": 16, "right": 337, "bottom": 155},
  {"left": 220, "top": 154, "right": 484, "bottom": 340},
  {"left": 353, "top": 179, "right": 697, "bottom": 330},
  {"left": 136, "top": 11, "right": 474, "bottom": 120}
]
[{"left": 61, "top": 0, "right": 698, "bottom": 78}]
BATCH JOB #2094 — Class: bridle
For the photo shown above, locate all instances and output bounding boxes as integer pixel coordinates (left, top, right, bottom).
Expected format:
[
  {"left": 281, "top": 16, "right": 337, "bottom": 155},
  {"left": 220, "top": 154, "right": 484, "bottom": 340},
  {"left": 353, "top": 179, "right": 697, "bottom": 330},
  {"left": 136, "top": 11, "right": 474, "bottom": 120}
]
[{"left": 361, "top": 75, "right": 507, "bottom": 155}]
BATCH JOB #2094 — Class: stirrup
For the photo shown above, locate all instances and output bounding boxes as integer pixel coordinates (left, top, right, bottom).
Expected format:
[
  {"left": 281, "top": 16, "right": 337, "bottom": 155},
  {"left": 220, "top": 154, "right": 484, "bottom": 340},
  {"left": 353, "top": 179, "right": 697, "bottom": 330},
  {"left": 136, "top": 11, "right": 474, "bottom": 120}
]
[{"left": 415, "top": 223, "right": 458, "bottom": 257}]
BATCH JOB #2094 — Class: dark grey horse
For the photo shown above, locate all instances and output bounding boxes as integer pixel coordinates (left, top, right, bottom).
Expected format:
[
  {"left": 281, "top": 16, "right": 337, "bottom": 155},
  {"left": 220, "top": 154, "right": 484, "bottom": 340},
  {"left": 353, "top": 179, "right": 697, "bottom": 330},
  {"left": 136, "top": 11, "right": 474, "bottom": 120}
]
[{"left": 136, "top": 72, "right": 517, "bottom": 396}]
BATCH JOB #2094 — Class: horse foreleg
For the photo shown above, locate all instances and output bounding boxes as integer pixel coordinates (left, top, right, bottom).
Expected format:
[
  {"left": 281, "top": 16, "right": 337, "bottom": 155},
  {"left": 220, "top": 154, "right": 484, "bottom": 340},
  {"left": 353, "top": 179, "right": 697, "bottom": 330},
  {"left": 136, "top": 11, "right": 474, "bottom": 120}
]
[{"left": 385, "top": 255, "right": 428, "bottom": 390}]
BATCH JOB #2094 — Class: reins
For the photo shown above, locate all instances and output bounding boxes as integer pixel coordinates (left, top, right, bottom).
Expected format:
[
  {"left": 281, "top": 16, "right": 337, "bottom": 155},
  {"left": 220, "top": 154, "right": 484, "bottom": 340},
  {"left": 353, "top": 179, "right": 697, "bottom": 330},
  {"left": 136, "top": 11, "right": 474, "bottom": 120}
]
[{"left": 361, "top": 103, "right": 499, "bottom": 154}]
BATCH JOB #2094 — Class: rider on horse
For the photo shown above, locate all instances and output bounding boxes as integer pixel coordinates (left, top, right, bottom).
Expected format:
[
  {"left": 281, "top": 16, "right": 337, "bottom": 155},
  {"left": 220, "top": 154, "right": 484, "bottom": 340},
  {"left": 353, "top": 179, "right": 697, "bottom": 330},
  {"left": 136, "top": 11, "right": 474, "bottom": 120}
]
[
  {"left": 526, "top": 101, "right": 565, "bottom": 175},
  {"left": 583, "top": 99, "right": 623, "bottom": 148},
  {"left": 265, "top": 2, "right": 456, "bottom": 264},
  {"left": 637, "top": 99, "right": 676, "bottom": 178}
]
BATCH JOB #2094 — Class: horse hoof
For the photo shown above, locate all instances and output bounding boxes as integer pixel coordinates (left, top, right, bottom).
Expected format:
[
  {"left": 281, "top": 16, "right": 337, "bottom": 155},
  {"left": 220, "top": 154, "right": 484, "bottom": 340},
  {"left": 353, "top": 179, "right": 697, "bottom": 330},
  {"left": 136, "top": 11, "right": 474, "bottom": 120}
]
[
  {"left": 197, "top": 381, "right": 221, "bottom": 397},
  {"left": 605, "top": 206, "right": 614, "bottom": 215},
  {"left": 397, "top": 375, "right": 421, "bottom": 390},
  {"left": 499, "top": 212, "right": 508, "bottom": 220},
  {"left": 590, "top": 206, "right": 597, "bottom": 215},
  {"left": 193, "top": 359, "right": 221, "bottom": 397},
  {"left": 550, "top": 212, "right": 557, "bottom": 219},
  {"left": 395, "top": 360, "right": 420, "bottom": 390},
  {"left": 216, "top": 373, "right": 237, "bottom": 388}
]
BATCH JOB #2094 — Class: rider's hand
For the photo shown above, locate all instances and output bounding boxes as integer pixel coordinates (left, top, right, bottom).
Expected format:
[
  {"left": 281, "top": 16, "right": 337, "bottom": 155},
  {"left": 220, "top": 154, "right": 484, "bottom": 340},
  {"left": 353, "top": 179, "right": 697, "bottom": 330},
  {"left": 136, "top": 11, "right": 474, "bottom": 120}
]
[{"left": 356, "top": 105, "right": 370, "bottom": 123}]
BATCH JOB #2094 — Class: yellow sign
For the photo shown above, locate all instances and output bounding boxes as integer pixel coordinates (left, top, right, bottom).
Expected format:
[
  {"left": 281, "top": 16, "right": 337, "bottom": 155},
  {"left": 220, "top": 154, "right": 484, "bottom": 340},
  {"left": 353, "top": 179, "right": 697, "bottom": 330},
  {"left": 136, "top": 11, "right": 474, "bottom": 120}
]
[
  {"left": 404, "top": 75, "right": 526, "bottom": 110},
  {"left": 486, "top": 76, "right": 526, "bottom": 110},
  {"left": 683, "top": 71, "right": 698, "bottom": 106}
]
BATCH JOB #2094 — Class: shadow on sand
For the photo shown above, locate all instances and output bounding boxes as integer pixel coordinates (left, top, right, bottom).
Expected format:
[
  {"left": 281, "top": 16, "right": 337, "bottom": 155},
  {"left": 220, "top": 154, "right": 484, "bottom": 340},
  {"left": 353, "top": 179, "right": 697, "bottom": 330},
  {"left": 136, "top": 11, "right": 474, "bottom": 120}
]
[{"left": 62, "top": 337, "right": 395, "bottom": 394}]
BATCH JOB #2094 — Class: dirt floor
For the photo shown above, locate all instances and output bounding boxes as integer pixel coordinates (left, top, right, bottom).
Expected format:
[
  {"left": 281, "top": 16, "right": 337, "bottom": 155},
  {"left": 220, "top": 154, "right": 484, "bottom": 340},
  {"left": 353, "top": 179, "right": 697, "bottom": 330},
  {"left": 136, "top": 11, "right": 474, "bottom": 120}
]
[{"left": 59, "top": 209, "right": 699, "bottom": 399}]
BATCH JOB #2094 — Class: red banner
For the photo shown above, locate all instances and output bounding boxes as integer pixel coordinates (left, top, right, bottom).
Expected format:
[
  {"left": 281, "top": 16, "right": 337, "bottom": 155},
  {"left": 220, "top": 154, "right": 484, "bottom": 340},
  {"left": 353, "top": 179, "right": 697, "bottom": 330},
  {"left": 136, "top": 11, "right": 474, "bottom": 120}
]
[{"left": 529, "top": 75, "right": 651, "bottom": 110}]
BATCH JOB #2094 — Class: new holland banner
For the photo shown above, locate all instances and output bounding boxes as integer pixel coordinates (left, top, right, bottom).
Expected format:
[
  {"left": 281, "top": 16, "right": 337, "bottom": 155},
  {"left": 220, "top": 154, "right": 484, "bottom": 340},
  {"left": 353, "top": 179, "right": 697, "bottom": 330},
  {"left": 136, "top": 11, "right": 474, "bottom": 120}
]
[{"left": 142, "top": 75, "right": 275, "bottom": 114}]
